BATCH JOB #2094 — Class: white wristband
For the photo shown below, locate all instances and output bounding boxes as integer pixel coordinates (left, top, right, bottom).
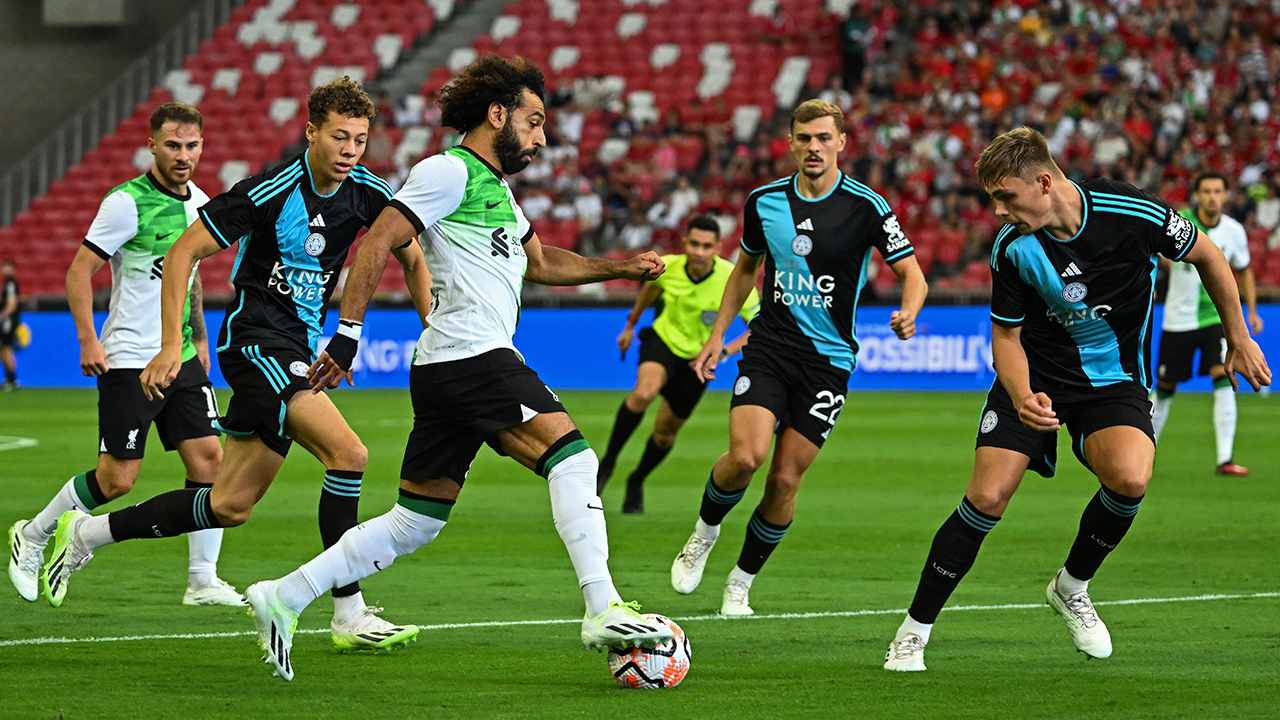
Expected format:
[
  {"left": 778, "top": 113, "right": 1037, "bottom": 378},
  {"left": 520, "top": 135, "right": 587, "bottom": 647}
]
[{"left": 337, "top": 319, "right": 363, "bottom": 341}]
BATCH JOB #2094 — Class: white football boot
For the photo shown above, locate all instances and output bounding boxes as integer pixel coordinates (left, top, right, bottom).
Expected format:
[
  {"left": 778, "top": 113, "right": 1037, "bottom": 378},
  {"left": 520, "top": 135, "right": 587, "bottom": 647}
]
[
  {"left": 246, "top": 580, "right": 299, "bottom": 681},
  {"left": 884, "top": 632, "right": 928, "bottom": 671},
  {"left": 671, "top": 530, "right": 716, "bottom": 594},
  {"left": 41, "top": 511, "right": 93, "bottom": 607},
  {"left": 1046, "top": 569, "right": 1112, "bottom": 659},
  {"left": 719, "top": 578, "right": 754, "bottom": 616},
  {"left": 8, "top": 520, "right": 45, "bottom": 602},
  {"left": 581, "top": 600, "right": 674, "bottom": 651},
  {"left": 184, "top": 577, "right": 248, "bottom": 606},
  {"left": 331, "top": 606, "right": 419, "bottom": 653}
]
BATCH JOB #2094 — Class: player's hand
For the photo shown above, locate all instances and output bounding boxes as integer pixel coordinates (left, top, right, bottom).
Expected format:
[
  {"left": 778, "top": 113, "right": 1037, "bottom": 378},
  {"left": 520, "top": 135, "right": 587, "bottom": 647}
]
[
  {"left": 1224, "top": 337, "right": 1271, "bottom": 392},
  {"left": 79, "top": 337, "right": 109, "bottom": 377},
  {"left": 307, "top": 350, "right": 354, "bottom": 393},
  {"left": 889, "top": 309, "right": 917, "bottom": 340},
  {"left": 140, "top": 346, "right": 183, "bottom": 400},
  {"left": 619, "top": 252, "right": 665, "bottom": 281},
  {"left": 691, "top": 338, "right": 724, "bottom": 383},
  {"left": 1248, "top": 310, "right": 1264, "bottom": 336},
  {"left": 1017, "top": 392, "right": 1059, "bottom": 433},
  {"left": 617, "top": 326, "right": 635, "bottom": 357}
]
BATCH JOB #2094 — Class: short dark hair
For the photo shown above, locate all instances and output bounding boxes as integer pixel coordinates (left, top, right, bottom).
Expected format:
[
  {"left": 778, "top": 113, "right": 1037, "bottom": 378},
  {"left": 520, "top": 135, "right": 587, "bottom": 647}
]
[
  {"left": 150, "top": 102, "right": 203, "bottom": 134},
  {"left": 308, "top": 76, "right": 376, "bottom": 127},
  {"left": 686, "top": 214, "right": 721, "bottom": 239},
  {"left": 438, "top": 54, "right": 546, "bottom": 134},
  {"left": 1192, "top": 170, "right": 1229, "bottom": 193}
]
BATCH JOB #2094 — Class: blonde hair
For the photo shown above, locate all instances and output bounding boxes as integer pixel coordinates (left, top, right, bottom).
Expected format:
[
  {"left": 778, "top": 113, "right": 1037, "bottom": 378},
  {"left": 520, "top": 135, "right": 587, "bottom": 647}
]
[
  {"left": 975, "top": 127, "right": 1063, "bottom": 188},
  {"left": 790, "top": 99, "right": 844, "bottom": 134}
]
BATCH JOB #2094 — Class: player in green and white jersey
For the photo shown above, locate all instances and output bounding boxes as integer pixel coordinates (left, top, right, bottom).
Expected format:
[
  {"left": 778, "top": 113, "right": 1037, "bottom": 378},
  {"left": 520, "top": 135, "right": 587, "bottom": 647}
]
[
  {"left": 597, "top": 215, "right": 761, "bottom": 513},
  {"left": 243, "top": 55, "right": 677, "bottom": 681},
  {"left": 7, "top": 103, "right": 243, "bottom": 606},
  {"left": 1152, "top": 170, "right": 1263, "bottom": 476}
]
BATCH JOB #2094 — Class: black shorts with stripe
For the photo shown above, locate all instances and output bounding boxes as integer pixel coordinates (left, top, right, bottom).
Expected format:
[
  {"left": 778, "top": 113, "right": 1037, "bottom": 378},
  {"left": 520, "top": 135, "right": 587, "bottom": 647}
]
[
  {"left": 975, "top": 380, "right": 1155, "bottom": 478},
  {"left": 729, "top": 340, "right": 851, "bottom": 448},
  {"left": 97, "top": 358, "right": 220, "bottom": 460},
  {"left": 1156, "top": 324, "right": 1226, "bottom": 385},
  {"left": 636, "top": 326, "right": 707, "bottom": 419},
  {"left": 217, "top": 344, "right": 313, "bottom": 457},
  {"left": 401, "top": 349, "right": 566, "bottom": 485}
]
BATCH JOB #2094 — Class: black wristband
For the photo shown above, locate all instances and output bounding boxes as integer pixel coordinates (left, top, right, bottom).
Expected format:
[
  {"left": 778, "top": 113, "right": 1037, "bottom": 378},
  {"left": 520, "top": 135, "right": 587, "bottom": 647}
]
[{"left": 324, "top": 333, "right": 359, "bottom": 372}]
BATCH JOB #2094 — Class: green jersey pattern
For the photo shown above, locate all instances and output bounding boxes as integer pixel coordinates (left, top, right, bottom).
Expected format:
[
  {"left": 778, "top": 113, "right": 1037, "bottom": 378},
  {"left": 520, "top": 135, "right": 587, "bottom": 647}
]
[
  {"left": 651, "top": 254, "right": 760, "bottom": 359},
  {"left": 86, "top": 173, "right": 206, "bottom": 367},
  {"left": 401, "top": 148, "right": 532, "bottom": 365}
]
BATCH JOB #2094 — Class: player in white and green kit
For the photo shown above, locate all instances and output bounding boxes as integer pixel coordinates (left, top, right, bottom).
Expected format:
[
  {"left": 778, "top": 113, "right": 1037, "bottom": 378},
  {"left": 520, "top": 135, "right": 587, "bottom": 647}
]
[
  {"left": 243, "top": 55, "right": 677, "bottom": 681},
  {"left": 598, "top": 215, "right": 760, "bottom": 513},
  {"left": 1152, "top": 171, "right": 1263, "bottom": 476},
  {"left": 6, "top": 103, "right": 242, "bottom": 606}
]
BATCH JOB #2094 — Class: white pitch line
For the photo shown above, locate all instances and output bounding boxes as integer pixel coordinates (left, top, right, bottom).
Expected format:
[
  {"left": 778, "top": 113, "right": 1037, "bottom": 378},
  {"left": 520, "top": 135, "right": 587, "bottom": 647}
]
[
  {"left": 0, "top": 436, "right": 38, "bottom": 452},
  {"left": 2, "top": 591, "right": 1276, "bottom": 649}
]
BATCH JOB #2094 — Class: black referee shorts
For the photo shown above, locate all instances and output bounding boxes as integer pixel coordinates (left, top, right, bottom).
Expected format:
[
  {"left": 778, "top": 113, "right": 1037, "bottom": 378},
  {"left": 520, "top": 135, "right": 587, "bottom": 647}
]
[
  {"left": 975, "top": 380, "right": 1155, "bottom": 478},
  {"left": 636, "top": 326, "right": 707, "bottom": 419}
]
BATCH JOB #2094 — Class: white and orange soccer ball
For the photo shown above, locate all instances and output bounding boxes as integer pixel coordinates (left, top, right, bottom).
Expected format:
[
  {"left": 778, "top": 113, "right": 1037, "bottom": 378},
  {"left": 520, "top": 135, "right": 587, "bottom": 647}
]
[{"left": 606, "top": 614, "right": 691, "bottom": 689}]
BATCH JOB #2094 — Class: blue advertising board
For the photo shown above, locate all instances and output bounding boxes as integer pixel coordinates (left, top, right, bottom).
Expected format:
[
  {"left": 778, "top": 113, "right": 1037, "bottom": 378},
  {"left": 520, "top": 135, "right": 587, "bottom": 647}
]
[{"left": 11, "top": 305, "right": 1280, "bottom": 393}]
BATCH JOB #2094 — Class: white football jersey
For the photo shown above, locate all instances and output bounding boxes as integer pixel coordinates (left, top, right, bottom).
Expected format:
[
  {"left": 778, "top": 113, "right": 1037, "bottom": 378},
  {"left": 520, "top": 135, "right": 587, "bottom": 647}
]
[{"left": 1163, "top": 210, "right": 1249, "bottom": 332}]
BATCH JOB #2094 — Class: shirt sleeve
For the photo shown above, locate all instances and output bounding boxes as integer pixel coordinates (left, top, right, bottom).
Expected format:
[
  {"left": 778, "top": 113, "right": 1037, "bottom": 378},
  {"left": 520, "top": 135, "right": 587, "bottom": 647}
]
[
  {"left": 198, "top": 181, "right": 262, "bottom": 249},
  {"left": 739, "top": 286, "right": 762, "bottom": 323},
  {"left": 872, "top": 210, "right": 915, "bottom": 264},
  {"left": 1124, "top": 190, "right": 1195, "bottom": 261},
  {"left": 740, "top": 195, "right": 766, "bottom": 256},
  {"left": 989, "top": 242, "right": 1026, "bottom": 327},
  {"left": 1225, "top": 224, "right": 1251, "bottom": 270},
  {"left": 389, "top": 154, "right": 467, "bottom": 235},
  {"left": 83, "top": 191, "right": 139, "bottom": 260}
]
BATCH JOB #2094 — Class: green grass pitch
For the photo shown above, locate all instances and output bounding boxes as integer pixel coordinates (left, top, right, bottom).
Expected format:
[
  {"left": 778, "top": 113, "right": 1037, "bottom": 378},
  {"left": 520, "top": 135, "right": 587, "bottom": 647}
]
[{"left": 1, "top": 387, "right": 1277, "bottom": 719}]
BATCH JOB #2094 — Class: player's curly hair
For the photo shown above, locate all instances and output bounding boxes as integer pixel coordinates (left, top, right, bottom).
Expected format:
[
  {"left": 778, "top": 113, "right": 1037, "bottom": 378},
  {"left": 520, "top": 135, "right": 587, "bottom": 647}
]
[
  {"left": 308, "top": 76, "right": 376, "bottom": 127},
  {"left": 150, "top": 103, "right": 203, "bottom": 134},
  {"left": 976, "top": 126, "right": 1063, "bottom": 188},
  {"left": 437, "top": 54, "right": 546, "bottom": 134}
]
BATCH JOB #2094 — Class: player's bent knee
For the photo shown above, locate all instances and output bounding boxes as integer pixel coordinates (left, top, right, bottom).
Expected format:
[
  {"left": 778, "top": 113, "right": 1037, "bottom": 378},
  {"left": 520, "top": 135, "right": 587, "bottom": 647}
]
[
  {"left": 210, "top": 498, "right": 253, "bottom": 527},
  {"left": 652, "top": 430, "right": 677, "bottom": 449},
  {"left": 729, "top": 446, "right": 767, "bottom": 474},
  {"left": 967, "top": 490, "right": 1009, "bottom": 517}
]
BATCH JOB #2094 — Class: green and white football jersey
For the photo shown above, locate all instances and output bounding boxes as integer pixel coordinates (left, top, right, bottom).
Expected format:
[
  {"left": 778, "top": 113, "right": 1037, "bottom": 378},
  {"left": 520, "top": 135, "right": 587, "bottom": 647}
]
[
  {"left": 1162, "top": 209, "right": 1249, "bottom": 332},
  {"left": 390, "top": 147, "right": 532, "bottom": 365},
  {"left": 83, "top": 172, "right": 208, "bottom": 368}
]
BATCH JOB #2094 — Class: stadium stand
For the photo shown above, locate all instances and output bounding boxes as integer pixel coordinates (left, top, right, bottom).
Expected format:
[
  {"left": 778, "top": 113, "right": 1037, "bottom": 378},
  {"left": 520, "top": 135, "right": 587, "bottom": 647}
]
[{"left": 4, "top": 0, "right": 1280, "bottom": 302}]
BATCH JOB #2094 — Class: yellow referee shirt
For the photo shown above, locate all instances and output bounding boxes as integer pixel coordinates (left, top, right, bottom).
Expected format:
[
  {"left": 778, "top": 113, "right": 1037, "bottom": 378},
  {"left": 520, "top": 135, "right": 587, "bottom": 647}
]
[{"left": 651, "top": 254, "right": 761, "bottom": 359}]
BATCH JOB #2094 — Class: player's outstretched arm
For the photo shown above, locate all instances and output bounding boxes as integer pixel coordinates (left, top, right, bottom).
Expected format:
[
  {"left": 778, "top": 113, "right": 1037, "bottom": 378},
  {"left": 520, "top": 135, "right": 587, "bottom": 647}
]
[
  {"left": 991, "top": 323, "right": 1059, "bottom": 433},
  {"left": 1238, "top": 265, "right": 1264, "bottom": 336},
  {"left": 308, "top": 205, "right": 419, "bottom": 391},
  {"left": 140, "top": 220, "right": 222, "bottom": 399},
  {"left": 391, "top": 240, "right": 432, "bottom": 330},
  {"left": 618, "top": 282, "right": 663, "bottom": 357},
  {"left": 1183, "top": 234, "right": 1271, "bottom": 391},
  {"left": 523, "top": 234, "right": 665, "bottom": 286},
  {"left": 888, "top": 255, "right": 928, "bottom": 340},
  {"left": 66, "top": 246, "right": 110, "bottom": 377},
  {"left": 692, "top": 251, "right": 763, "bottom": 382}
]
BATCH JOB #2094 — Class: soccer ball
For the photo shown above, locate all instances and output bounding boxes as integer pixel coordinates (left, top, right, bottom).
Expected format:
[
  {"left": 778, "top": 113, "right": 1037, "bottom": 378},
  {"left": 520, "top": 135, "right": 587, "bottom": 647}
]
[{"left": 606, "top": 614, "right": 691, "bottom": 689}]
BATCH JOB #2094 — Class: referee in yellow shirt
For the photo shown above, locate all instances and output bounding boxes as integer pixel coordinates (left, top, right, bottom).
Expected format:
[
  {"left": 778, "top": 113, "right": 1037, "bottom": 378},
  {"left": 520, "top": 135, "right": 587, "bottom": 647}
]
[{"left": 598, "top": 215, "right": 761, "bottom": 513}]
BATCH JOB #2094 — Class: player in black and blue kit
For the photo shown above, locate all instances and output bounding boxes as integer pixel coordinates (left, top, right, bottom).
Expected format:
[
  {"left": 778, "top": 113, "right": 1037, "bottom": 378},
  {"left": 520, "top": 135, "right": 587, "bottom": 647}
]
[
  {"left": 669, "top": 99, "right": 928, "bottom": 616},
  {"left": 42, "top": 77, "right": 434, "bottom": 657},
  {"left": 884, "top": 127, "right": 1271, "bottom": 671}
]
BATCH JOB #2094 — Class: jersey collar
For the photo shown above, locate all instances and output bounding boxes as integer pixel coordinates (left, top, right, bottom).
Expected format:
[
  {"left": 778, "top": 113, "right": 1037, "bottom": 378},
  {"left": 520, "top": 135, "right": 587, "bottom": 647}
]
[
  {"left": 304, "top": 149, "right": 343, "bottom": 198},
  {"left": 456, "top": 145, "right": 505, "bottom": 180},
  {"left": 791, "top": 172, "right": 841, "bottom": 203},
  {"left": 145, "top": 171, "right": 192, "bottom": 202},
  {"left": 1041, "top": 180, "right": 1089, "bottom": 243}
]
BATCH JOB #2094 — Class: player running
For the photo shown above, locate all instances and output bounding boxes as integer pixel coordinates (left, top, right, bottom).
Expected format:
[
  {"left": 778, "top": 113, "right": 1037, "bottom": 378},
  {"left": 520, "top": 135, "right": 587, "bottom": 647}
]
[
  {"left": 242, "top": 54, "right": 673, "bottom": 681},
  {"left": 884, "top": 127, "right": 1270, "bottom": 672},
  {"left": 1151, "top": 170, "right": 1262, "bottom": 476},
  {"left": 41, "top": 78, "right": 431, "bottom": 653},
  {"left": 7, "top": 103, "right": 242, "bottom": 607},
  {"left": 668, "top": 99, "right": 928, "bottom": 616},
  {"left": 596, "top": 214, "right": 760, "bottom": 514}
]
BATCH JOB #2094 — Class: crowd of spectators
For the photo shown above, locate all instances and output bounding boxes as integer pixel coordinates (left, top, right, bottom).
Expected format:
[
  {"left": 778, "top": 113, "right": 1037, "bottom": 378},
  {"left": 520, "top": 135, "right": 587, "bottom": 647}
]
[{"left": 362, "top": 0, "right": 1280, "bottom": 292}]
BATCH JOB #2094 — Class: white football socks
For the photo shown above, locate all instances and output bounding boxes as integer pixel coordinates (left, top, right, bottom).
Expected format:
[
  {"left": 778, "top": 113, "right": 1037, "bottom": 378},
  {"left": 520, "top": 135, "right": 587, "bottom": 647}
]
[
  {"left": 727, "top": 565, "right": 755, "bottom": 588},
  {"left": 1212, "top": 385, "right": 1236, "bottom": 465},
  {"left": 1150, "top": 392, "right": 1172, "bottom": 442},
  {"left": 278, "top": 503, "right": 446, "bottom": 616},
  {"left": 187, "top": 528, "right": 224, "bottom": 588},
  {"left": 547, "top": 449, "right": 622, "bottom": 616},
  {"left": 696, "top": 517, "right": 720, "bottom": 541},
  {"left": 77, "top": 514, "right": 116, "bottom": 552},
  {"left": 26, "top": 478, "right": 93, "bottom": 544},
  {"left": 897, "top": 615, "right": 933, "bottom": 644},
  {"left": 1056, "top": 568, "right": 1089, "bottom": 596}
]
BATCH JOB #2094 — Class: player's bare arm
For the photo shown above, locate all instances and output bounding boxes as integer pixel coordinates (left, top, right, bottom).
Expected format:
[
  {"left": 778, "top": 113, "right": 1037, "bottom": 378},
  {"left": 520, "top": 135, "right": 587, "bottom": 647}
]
[
  {"left": 391, "top": 239, "right": 432, "bottom": 330},
  {"left": 523, "top": 234, "right": 665, "bottom": 285},
  {"left": 66, "top": 245, "right": 110, "bottom": 376},
  {"left": 618, "top": 282, "right": 663, "bottom": 356},
  {"left": 1182, "top": 233, "right": 1271, "bottom": 391},
  {"left": 1237, "top": 265, "right": 1263, "bottom": 335},
  {"left": 189, "top": 273, "right": 210, "bottom": 375},
  {"left": 888, "top": 255, "right": 928, "bottom": 340},
  {"left": 692, "top": 251, "right": 763, "bottom": 382},
  {"left": 139, "top": 219, "right": 221, "bottom": 399},
  {"left": 991, "top": 323, "right": 1059, "bottom": 432},
  {"left": 308, "top": 204, "right": 418, "bottom": 391}
]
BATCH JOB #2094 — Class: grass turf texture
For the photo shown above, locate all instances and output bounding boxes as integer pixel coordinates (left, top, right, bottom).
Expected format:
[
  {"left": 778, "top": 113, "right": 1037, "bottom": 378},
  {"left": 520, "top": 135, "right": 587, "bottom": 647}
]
[{"left": 1, "top": 387, "right": 1276, "bottom": 719}]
